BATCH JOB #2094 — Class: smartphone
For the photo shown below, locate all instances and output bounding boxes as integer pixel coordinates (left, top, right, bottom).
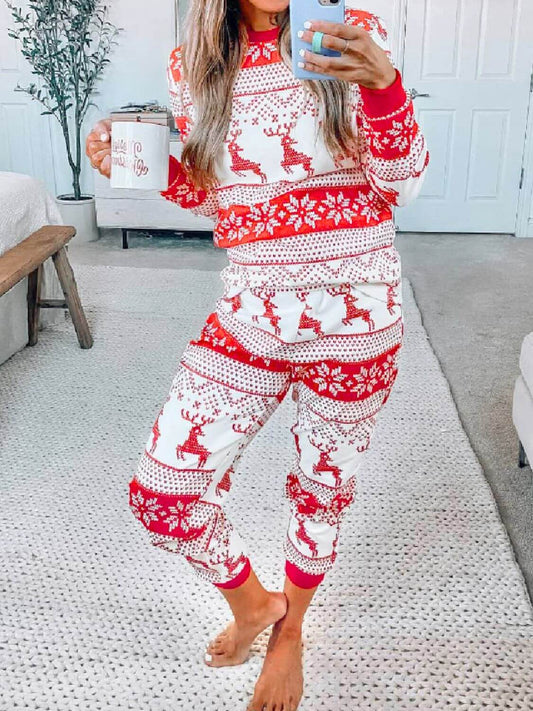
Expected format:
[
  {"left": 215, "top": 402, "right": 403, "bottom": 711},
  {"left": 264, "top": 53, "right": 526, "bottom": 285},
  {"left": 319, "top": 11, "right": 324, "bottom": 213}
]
[{"left": 290, "top": 0, "right": 346, "bottom": 81}]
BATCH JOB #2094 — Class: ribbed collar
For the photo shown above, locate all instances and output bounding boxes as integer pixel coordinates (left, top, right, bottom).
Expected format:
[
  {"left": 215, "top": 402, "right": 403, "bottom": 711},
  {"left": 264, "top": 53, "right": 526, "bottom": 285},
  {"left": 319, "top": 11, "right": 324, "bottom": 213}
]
[{"left": 246, "top": 24, "right": 280, "bottom": 43}]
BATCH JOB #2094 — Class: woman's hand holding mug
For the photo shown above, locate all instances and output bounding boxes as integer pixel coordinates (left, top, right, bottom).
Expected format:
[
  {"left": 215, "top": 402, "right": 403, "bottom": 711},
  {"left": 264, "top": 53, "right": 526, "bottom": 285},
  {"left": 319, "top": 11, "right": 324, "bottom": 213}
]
[
  {"left": 86, "top": 116, "right": 170, "bottom": 189},
  {"left": 86, "top": 119, "right": 112, "bottom": 179}
]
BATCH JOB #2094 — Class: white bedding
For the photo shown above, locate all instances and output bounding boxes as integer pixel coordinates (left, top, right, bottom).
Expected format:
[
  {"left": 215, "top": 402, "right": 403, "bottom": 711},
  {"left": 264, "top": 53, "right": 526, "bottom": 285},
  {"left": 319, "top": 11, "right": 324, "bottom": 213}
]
[{"left": 0, "top": 172, "right": 65, "bottom": 365}]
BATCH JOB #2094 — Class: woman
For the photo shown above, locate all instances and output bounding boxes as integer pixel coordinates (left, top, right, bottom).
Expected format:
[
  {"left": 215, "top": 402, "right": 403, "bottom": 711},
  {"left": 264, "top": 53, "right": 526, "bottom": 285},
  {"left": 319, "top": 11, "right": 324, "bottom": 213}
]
[{"left": 86, "top": 1, "right": 429, "bottom": 709}]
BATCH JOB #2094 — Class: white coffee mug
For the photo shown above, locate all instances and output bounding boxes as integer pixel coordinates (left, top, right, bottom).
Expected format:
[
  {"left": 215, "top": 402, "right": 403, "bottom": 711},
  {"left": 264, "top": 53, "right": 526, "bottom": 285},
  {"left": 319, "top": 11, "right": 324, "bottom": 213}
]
[{"left": 110, "top": 121, "right": 170, "bottom": 190}]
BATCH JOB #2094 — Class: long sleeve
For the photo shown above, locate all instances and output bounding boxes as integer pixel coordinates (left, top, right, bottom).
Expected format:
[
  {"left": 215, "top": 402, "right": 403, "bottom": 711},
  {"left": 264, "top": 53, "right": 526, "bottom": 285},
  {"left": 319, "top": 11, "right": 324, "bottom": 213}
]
[
  {"left": 160, "top": 47, "right": 220, "bottom": 220},
  {"left": 349, "top": 12, "right": 430, "bottom": 208}
]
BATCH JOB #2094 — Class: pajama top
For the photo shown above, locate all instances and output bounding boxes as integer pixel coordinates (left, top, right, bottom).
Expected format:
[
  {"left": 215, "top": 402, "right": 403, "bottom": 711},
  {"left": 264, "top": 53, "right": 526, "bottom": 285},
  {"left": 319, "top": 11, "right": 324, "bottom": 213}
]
[
  {"left": 159, "top": 5, "right": 430, "bottom": 262},
  {"left": 158, "top": 3, "right": 431, "bottom": 377}
]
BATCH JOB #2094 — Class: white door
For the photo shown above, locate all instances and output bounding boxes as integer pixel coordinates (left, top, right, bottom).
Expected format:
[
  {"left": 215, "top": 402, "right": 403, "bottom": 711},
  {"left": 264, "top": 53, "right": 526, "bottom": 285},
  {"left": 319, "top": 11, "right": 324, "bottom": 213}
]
[
  {"left": 0, "top": 1, "right": 56, "bottom": 193},
  {"left": 395, "top": 0, "right": 533, "bottom": 233}
]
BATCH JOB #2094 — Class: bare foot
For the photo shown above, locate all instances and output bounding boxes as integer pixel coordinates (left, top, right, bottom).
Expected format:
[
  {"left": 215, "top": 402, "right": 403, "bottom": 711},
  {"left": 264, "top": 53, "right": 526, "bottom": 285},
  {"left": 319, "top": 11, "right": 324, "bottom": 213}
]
[
  {"left": 247, "top": 620, "right": 304, "bottom": 711},
  {"left": 204, "top": 591, "right": 287, "bottom": 668}
]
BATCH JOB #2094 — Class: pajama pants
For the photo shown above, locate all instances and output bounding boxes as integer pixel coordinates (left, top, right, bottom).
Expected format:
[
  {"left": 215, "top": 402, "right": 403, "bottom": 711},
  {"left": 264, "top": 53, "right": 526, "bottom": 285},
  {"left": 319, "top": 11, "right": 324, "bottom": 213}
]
[{"left": 128, "top": 227, "right": 404, "bottom": 589}]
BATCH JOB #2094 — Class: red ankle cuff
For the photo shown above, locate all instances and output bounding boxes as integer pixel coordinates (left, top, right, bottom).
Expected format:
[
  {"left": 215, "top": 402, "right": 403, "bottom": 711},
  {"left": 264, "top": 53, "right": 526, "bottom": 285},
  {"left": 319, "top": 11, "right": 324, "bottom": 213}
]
[
  {"left": 285, "top": 560, "right": 325, "bottom": 588},
  {"left": 213, "top": 558, "right": 251, "bottom": 589}
]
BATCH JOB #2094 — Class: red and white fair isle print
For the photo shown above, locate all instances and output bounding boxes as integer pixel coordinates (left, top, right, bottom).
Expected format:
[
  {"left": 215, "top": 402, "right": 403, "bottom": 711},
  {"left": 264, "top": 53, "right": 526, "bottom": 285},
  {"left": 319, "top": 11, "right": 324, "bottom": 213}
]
[
  {"left": 128, "top": 270, "right": 403, "bottom": 588},
  {"left": 213, "top": 184, "right": 393, "bottom": 248},
  {"left": 160, "top": 5, "right": 429, "bottom": 225},
  {"left": 128, "top": 3, "right": 427, "bottom": 589}
]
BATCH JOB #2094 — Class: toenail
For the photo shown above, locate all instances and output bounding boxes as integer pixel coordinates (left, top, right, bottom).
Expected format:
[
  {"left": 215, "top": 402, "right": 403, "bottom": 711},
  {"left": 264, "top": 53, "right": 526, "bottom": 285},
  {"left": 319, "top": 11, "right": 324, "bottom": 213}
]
[{"left": 205, "top": 652, "right": 212, "bottom": 662}]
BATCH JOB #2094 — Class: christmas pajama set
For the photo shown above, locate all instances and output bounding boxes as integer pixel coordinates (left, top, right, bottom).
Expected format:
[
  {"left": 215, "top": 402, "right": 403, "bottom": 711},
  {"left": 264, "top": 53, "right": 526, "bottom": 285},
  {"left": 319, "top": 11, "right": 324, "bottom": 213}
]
[{"left": 128, "top": 5, "right": 430, "bottom": 589}]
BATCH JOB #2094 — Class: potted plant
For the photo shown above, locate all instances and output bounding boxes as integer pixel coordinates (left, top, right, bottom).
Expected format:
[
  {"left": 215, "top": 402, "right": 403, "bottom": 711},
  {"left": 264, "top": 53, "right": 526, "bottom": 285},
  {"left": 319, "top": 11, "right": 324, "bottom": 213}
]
[{"left": 6, "top": 0, "right": 120, "bottom": 243}]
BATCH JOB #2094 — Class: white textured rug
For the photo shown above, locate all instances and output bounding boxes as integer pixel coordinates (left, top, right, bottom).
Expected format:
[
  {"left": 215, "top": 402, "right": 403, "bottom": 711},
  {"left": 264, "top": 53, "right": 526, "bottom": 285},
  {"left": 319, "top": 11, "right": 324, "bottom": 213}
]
[{"left": 1, "top": 264, "right": 533, "bottom": 710}]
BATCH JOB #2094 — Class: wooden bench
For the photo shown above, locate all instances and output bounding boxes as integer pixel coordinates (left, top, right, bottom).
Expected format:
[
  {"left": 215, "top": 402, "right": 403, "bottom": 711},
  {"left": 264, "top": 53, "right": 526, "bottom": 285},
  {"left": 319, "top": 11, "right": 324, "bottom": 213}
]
[{"left": 0, "top": 225, "right": 93, "bottom": 349}]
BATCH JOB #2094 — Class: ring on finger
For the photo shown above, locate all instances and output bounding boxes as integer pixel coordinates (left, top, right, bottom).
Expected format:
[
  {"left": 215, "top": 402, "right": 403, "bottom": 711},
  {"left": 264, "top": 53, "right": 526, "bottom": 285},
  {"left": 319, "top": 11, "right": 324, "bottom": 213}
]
[{"left": 311, "top": 30, "right": 325, "bottom": 54}]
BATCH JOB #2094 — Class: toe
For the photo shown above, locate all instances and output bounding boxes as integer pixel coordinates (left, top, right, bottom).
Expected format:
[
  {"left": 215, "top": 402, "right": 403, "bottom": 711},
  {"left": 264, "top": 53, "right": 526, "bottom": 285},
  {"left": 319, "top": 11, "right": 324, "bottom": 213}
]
[
  {"left": 208, "top": 637, "right": 227, "bottom": 653},
  {"left": 204, "top": 651, "right": 213, "bottom": 667},
  {"left": 206, "top": 651, "right": 228, "bottom": 668},
  {"left": 247, "top": 696, "right": 264, "bottom": 711}
]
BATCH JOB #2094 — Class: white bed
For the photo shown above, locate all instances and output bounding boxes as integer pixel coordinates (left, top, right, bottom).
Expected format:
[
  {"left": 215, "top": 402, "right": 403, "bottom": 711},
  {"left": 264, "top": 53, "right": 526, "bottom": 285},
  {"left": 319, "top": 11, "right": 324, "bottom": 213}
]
[{"left": 0, "top": 172, "right": 65, "bottom": 366}]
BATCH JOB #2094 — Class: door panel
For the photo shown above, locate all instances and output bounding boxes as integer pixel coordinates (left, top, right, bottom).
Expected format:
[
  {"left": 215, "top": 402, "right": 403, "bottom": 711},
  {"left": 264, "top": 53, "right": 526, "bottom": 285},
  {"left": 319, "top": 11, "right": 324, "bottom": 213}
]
[
  {"left": 396, "top": 0, "right": 533, "bottom": 233},
  {"left": 0, "top": 0, "right": 56, "bottom": 192}
]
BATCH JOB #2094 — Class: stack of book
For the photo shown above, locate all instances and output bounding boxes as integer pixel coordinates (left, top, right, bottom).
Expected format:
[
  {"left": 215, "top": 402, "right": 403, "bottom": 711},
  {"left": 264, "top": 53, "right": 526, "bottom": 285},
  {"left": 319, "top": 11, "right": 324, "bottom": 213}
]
[{"left": 110, "top": 101, "right": 173, "bottom": 129}]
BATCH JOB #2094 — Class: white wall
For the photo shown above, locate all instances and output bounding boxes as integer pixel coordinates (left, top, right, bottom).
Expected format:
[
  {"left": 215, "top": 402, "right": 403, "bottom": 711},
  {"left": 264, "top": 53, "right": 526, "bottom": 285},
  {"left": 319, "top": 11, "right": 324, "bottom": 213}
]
[
  {"left": 50, "top": 0, "right": 176, "bottom": 197},
  {"left": 529, "top": 188, "right": 533, "bottom": 237}
]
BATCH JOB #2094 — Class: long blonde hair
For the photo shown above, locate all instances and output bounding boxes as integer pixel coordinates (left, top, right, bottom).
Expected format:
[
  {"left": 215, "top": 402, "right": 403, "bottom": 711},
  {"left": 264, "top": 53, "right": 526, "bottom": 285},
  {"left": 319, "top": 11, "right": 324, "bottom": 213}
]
[{"left": 180, "top": 0, "right": 357, "bottom": 191}]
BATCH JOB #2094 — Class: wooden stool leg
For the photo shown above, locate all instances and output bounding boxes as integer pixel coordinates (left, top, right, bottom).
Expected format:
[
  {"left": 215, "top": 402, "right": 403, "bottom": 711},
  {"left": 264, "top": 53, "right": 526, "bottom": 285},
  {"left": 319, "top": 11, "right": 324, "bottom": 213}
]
[
  {"left": 52, "top": 247, "right": 93, "bottom": 349},
  {"left": 27, "top": 264, "right": 43, "bottom": 346}
]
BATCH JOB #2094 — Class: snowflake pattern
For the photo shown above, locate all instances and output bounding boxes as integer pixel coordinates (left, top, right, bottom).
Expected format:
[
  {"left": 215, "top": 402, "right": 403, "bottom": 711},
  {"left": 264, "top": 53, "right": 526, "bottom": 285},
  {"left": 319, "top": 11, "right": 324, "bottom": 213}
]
[
  {"left": 284, "top": 194, "right": 320, "bottom": 231},
  {"left": 364, "top": 107, "right": 417, "bottom": 158},
  {"left": 381, "top": 352, "right": 399, "bottom": 385},
  {"left": 249, "top": 202, "right": 282, "bottom": 237},
  {"left": 215, "top": 186, "right": 390, "bottom": 247},
  {"left": 355, "top": 190, "right": 384, "bottom": 225},
  {"left": 352, "top": 362, "right": 381, "bottom": 397},
  {"left": 198, "top": 321, "right": 238, "bottom": 353},
  {"left": 301, "top": 345, "right": 401, "bottom": 400},
  {"left": 130, "top": 491, "right": 165, "bottom": 526},
  {"left": 244, "top": 41, "right": 280, "bottom": 67},
  {"left": 163, "top": 499, "right": 197, "bottom": 534},
  {"left": 309, "top": 363, "right": 347, "bottom": 397},
  {"left": 323, "top": 191, "right": 358, "bottom": 225},
  {"left": 217, "top": 211, "right": 248, "bottom": 244}
]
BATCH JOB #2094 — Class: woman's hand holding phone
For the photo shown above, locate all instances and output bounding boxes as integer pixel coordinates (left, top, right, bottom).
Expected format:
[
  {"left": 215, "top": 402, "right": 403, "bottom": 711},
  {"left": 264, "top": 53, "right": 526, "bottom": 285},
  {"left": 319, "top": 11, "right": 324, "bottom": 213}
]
[
  {"left": 297, "top": 20, "right": 397, "bottom": 90},
  {"left": 85, "top": 119, "right": 112, "bottom": 179}
]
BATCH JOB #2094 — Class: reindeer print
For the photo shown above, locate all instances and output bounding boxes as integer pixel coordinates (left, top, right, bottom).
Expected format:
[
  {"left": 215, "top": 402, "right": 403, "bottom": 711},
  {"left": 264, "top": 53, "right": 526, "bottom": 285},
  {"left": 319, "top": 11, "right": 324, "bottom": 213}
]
[
  {"left": 149, "top": 409, "right": 163, "bottom": 455},
  {"left": 296, "top": 291, "right": 325, "bottom": 337},
  {"left": 148, "top": 394, "right": 171, "bottom": 455},
  {"left": 226, "top": 292, "right": 243, "bottom": 314},
  {"left": 177, "top": 410, "right": 215, "bottom": 468},
  {"left": 226, "top": 125, "right": 267, "bottom": 183},
  {"left": 295, "top": 516, "right": 319, "bottom": 558},
  {"left": 387, "top": 282, "right": 400, "bottom": 315},
  {"left": 326, "top": 284, "right": 376, "bottom": 332},
  {"left": 309, "top": 435, "right": 343, "bottom": 487},
  {"left": 215, "top": 467, "right": 234, "bottom": 497},
  {"left": 250, "top": 288, "right": 282, "bottom": 336},
  {"left": 264, "top": 119, "right": 315, "bottom": 178}
]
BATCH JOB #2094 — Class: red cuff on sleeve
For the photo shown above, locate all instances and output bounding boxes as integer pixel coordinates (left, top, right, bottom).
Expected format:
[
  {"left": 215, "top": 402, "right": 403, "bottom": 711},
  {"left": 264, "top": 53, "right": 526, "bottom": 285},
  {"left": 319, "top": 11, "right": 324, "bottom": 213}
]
[{"left": 358, "top": 68, "right": 408, "bottom": 119}]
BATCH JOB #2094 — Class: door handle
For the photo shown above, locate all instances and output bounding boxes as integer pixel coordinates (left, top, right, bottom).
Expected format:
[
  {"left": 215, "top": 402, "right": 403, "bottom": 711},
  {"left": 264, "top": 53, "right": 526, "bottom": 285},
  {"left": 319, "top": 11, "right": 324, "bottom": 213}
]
[{"left": 410, "top": 88, "right": 430, "bottom": 99}]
